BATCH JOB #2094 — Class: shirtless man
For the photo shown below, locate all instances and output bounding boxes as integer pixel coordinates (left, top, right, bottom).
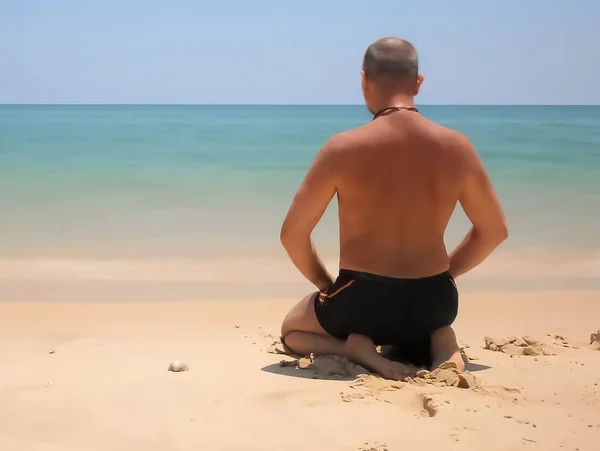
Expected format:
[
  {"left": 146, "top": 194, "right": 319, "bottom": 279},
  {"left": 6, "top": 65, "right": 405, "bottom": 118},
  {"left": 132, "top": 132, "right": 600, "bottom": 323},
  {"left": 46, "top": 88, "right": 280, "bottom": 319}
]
[{"left": 279, "top": 37, "right": 508, "bottom": 380}]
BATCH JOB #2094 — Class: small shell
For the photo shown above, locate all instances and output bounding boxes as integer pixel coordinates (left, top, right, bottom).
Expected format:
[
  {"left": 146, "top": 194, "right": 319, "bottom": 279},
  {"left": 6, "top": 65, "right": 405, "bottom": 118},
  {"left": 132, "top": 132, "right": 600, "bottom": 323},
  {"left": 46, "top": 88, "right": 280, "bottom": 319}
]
[{"left": 168, "top": 360, "right": 189, "bottom": 372}]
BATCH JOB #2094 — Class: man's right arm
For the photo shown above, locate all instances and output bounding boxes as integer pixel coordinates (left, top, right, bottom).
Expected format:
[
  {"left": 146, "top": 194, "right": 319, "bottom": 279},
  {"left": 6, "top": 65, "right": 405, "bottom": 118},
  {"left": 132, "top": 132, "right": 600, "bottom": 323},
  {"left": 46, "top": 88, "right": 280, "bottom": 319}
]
[{"left": 448, "top": 135, "right": 508, "bottom": 278}]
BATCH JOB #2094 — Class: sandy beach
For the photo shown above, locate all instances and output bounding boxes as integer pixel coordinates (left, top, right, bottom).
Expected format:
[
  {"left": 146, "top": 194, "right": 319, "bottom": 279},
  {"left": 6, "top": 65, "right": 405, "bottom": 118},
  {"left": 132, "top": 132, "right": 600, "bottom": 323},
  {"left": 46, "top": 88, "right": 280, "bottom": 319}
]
[
  {"left": 1, "top": 291, "right": 599, "bottom": 451},
  {"left": 3, "top": 0, "right": 600, "bottom": 449}
]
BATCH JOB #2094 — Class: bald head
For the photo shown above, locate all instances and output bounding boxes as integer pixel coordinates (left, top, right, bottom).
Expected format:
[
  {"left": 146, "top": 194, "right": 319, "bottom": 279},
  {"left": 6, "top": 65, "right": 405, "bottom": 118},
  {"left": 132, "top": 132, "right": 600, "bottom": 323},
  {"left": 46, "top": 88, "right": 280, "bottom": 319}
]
[{"left": 362, "top": 38, "right": 419, "bottom": 90}]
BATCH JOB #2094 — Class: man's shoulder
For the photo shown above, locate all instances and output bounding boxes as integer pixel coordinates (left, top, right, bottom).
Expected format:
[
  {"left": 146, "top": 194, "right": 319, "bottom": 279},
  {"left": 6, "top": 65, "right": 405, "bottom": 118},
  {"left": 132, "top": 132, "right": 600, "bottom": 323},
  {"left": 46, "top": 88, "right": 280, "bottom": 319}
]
[
  {"left": 420, "top": 118, "right": 468, "bottom": 144},
  {"left": 328, "top": 120, "right": 381, "bottom": 146},
  {"left": 320, "top": 129, "right": 360, "bottom": 155},
  {"left": 429, "top": 124, "right": 483, "bottom": 176},
  {"left": 322, "top": 120, "right": 476, "bottom": 157},
  {"left": 426, "top": 121, "right": 476, "bottom": 155}
]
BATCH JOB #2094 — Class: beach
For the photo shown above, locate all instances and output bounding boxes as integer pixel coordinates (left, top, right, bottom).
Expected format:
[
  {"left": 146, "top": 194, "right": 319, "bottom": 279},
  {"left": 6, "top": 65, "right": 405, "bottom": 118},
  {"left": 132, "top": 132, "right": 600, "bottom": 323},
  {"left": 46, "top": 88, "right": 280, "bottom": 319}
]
[
  {"left": 1, "top": 105, "right": 600, "bottom": 449},
  {"left": 3, "top": 0, "right": 600, "bottom": 446},
  {"left": 1, "top": 291, "right": 599, "bottom": 451}
]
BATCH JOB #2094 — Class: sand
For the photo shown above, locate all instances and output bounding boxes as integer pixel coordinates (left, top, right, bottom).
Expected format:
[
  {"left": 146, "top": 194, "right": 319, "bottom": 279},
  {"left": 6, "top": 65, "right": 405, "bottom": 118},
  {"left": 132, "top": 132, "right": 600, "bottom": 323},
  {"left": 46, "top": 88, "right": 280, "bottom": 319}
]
[{"left": 1, "top": 291, "right": 599, "bottom": 451}]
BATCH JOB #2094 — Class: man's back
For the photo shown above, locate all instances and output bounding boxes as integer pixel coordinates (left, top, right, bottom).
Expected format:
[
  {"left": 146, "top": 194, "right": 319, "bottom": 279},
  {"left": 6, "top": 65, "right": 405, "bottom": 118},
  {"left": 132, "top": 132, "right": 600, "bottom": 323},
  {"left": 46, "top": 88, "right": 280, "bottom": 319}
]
[
  {"left": 335, "top": 112, "right": 467, "bottom": 278},
  {"left": 279, "top": 37, "right": 507, "bottom": 380}
]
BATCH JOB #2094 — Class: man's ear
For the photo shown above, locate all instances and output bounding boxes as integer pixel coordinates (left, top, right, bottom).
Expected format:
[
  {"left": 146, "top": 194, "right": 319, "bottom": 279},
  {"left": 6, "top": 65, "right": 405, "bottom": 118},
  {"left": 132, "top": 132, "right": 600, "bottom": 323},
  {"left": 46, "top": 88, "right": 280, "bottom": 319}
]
[
  {"left": 361, "top": 70, "right": 368, "bottom": 94},
  {"left": 414, "top": 73, "right": 425, "bottom": 96}
]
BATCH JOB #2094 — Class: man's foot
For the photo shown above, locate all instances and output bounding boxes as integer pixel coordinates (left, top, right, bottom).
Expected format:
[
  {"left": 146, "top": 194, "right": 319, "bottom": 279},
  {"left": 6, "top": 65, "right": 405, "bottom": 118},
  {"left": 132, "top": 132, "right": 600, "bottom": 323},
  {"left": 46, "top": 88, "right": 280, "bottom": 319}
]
[
  {"left": 431, "top": 326, "right": 465, "bottom": 372},
  {"left": 443, "top": 349, "right": 467, "bottom": 373},
  {"left": 345, "top": 334, "right": 414, "bottom": 381}
]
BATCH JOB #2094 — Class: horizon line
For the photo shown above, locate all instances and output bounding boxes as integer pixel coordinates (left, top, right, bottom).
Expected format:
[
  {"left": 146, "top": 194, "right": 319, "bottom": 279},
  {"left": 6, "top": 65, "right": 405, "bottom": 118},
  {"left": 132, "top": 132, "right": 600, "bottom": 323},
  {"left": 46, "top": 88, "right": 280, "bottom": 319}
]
[{"left": 1, "top": 103, "right": 599, "bottom": 107}]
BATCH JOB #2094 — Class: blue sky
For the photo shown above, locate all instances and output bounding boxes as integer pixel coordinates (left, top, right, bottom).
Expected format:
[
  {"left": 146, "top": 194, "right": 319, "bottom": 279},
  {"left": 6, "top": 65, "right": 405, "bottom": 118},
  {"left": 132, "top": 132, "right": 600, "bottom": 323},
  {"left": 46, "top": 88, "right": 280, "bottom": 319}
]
[{"left": 1, "top": 0, "right": 599, "bottom": 105}]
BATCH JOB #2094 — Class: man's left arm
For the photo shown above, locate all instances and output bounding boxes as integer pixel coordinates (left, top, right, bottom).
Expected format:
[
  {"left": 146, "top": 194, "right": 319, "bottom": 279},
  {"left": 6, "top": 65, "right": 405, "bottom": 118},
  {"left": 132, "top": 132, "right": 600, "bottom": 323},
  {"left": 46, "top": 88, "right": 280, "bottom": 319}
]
[{"left": 280, "top": 139, "right": 339, "bottom": 291}]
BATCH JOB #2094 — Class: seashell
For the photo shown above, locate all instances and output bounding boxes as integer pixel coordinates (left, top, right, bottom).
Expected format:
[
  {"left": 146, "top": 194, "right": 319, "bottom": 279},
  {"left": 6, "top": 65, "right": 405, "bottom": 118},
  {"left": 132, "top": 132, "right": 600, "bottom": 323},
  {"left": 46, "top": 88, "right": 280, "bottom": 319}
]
[{"left": 168, "top": 360, "right": 189, "bottom": 372}]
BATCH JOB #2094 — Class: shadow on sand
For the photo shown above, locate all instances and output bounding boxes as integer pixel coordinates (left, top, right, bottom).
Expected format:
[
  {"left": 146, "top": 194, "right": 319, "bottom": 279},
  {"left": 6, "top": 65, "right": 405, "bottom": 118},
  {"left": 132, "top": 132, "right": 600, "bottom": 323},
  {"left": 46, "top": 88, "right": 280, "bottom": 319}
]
[
  {"left": 261, "top": 358, "right": 491, "bottom": 381},
  {"left": 260, "top": 363, "right": 352, "bottom": 380},
  {"left": 465, "top": 361, "right": 492, "bottom": 372}
]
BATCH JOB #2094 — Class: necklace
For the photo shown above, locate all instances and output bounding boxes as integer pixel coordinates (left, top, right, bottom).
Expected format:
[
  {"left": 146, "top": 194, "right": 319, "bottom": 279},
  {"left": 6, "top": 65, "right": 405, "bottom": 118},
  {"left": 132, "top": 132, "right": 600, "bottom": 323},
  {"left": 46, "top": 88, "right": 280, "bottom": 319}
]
[{"left": 372, "top": 105, "right": 419, "bottom": 120}]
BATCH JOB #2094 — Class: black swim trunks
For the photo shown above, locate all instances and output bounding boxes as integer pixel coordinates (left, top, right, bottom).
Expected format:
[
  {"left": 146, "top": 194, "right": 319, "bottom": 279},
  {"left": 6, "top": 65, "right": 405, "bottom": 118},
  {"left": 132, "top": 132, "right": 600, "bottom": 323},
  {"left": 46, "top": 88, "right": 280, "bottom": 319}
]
[{"left": 314, "top": 269, "right": 458, "bottom": 369}]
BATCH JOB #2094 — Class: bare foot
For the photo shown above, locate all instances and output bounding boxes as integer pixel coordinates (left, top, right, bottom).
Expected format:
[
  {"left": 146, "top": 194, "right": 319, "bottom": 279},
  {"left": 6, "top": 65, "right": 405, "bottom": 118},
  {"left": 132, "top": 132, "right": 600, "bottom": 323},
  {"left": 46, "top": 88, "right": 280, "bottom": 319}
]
[
  {"left": 434, "top": 349, "right": 466, "bottom": 373},
  {"left": 431, "top": 327, "right": 466, "bottom": 372},
  {"left": 377, "top": 360, "right": 414, "bottom": 381},
  {"left": 345, "top": 334, "right": 413, "bottom": 381},
  {"left": 449, "top": 349, "right": 466, "bottom": 372}
]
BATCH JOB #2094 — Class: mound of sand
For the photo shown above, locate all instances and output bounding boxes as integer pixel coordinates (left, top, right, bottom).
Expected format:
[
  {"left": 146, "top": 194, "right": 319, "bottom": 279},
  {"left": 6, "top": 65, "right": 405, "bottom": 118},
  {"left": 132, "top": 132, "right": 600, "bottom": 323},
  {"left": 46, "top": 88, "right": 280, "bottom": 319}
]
[
  {"left": 549, "top": 334, "right": 579, "bottom": 349},
  {"left": 483, "top": 335, "right": 555, "bottom": 356},
  {"left": 404, "top": 361, "right": 479, "bottom": 389}
]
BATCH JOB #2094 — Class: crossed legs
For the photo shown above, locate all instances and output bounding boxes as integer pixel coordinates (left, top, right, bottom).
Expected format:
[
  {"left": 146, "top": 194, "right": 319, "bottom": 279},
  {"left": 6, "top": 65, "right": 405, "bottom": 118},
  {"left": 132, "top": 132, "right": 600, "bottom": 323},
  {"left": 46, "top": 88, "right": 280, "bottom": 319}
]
[{"left": 280, "top": 292, "right": 465, "bottom": 380}]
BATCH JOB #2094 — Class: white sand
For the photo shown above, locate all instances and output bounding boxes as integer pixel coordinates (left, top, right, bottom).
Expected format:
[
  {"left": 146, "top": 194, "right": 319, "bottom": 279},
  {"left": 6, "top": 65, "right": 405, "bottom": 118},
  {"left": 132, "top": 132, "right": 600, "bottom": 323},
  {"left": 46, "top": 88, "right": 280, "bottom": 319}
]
[{"left": 1, "top": 291, "right": 599, "bottom": 451}]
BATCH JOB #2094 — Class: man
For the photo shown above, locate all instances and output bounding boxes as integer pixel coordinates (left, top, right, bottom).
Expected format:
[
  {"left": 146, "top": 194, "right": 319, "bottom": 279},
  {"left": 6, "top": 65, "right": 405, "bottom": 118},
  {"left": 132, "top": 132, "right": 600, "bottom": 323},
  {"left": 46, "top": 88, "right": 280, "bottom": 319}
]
[{"left": 279, "top": 37, "right": 508, "bottom": 380}]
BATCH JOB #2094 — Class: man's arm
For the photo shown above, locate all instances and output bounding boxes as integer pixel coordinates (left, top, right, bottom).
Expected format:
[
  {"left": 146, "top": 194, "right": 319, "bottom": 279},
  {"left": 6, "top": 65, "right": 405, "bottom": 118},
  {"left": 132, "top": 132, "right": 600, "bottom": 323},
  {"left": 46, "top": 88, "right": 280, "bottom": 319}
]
[
  {"left": 449, "top": 136, "right": 508, "bottom": 278},
  {"left": 280, "top": 139, "right": 339, "bottom": 290}
]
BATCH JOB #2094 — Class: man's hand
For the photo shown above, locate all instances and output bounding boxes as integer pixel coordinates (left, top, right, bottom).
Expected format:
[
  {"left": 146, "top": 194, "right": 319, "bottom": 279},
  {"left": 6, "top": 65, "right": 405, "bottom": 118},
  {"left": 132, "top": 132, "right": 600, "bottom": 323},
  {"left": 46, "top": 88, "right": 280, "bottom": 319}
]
[
  {"left": 280, "top": 137, "right": 340, "bottom": 290},
  {"left": 449, "top": 134, "right": 508, "bottom": 278}
]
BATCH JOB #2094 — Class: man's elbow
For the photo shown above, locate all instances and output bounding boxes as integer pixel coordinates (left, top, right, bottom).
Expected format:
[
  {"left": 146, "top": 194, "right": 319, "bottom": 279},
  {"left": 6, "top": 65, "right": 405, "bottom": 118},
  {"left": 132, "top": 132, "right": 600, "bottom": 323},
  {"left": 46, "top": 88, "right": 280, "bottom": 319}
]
[
  {"left": 474, "top": 222, "right": 508, "bottom": 246},
  {"left": 280, "top": 227, "right": 292, "bottom": 249},
  {"left": 493, "top": 222, "right": 509, "bottom": 245},
  {"left": 501, "top": 223, "right": 509, "bottom": 241},
  {"left": 279, "top": 225, "right": 297, "bottom": 250},
  {"left": 280, "top": 225, "right": 309, "bottom": 250}
]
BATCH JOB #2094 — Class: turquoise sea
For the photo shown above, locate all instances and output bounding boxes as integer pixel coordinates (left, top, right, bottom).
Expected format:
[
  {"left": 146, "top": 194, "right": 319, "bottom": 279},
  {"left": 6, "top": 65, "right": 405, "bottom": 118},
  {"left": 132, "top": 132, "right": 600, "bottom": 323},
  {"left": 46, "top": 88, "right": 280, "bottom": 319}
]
[{"left": 1, "top": 105, "right": 599, "bottom": 300}]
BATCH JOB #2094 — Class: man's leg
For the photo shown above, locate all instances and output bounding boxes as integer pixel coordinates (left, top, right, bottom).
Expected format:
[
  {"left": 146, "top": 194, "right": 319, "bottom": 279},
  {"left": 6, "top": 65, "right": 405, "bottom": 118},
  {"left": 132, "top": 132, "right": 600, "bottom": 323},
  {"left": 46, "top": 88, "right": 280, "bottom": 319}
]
[
  {"left": 281, "top": 294, "right": 413, "bottom": 380},
  {"left": 281, "top": 293, "right": 349, "bottom": 357},
  {"left": 430, "top": 326, "right": 465, "bottom": 372}
]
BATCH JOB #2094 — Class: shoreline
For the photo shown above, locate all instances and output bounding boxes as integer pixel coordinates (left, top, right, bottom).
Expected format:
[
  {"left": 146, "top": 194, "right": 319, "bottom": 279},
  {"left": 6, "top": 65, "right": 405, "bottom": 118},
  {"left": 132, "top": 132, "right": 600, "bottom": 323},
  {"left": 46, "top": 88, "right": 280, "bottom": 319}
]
[{"left": 0, "top": 249, "right": 599, "bottom": 302}]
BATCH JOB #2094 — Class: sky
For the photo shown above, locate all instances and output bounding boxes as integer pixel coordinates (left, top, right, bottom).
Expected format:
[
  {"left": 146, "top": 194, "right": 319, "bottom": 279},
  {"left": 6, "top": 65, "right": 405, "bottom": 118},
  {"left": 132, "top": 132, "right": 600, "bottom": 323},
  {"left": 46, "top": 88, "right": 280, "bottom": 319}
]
[{"left": 1, "top": 0, "right": 599, "bottom": 105}]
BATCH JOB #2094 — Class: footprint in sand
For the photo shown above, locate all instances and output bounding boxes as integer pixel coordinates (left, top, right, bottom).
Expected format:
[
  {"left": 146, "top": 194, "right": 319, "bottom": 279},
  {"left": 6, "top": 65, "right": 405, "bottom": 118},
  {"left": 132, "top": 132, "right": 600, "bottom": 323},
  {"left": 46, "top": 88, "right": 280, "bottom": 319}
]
[
  {"left": 590, "top": 330, "right": 600, "bottom": 351},
  {"left": 359, "top": 442, "right": 388, "bottom": 451},
  {"left": 349, "top": 374, "right": 404, "bottom": 394},
  {"left": 338, "top": 360, "right": 478, "bottom": 415},
  {"left": 483, "top": 335, "right": 556, "bottom": 356},
  {"left": 421, "top": 394, "right": 440, "bottom": 417},
  {"left": 257, "top": 327, "right": 278, "bottom": 341},
  {"left": 343, "top": 374, "right": 415, "bottom": 408},
  {"left": 236, "top": 326, "right": 280, "bottom": 351},
  {"left": 344, "top": 373, "right": 452, "bottom": 418},
  {"left": 341, "top": 391, "right": 369, "bottom": 403}
]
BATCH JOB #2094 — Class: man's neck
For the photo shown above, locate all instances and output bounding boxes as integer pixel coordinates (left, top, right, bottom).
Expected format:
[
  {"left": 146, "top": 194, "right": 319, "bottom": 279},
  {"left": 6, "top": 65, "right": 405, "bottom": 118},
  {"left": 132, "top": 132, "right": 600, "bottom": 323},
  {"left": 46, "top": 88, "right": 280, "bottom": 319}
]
[{"left": 372, "top": 94, "right": 415, "bottom": 114}]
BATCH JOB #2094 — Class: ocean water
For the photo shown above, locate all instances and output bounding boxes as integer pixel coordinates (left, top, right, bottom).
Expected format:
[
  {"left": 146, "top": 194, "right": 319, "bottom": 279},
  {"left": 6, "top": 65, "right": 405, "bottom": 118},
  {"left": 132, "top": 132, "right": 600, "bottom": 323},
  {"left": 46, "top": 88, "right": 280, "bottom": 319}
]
[{"left": 1, "top": 105, "right": 599, "bottom": 299}]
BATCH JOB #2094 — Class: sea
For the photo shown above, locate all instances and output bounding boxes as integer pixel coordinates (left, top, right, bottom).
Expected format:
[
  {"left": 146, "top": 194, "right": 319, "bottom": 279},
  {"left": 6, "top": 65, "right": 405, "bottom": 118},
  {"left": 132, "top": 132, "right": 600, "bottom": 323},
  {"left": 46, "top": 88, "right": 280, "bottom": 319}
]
[{"left": 1, "top": 105, "right": 599, "bottom": 301}]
